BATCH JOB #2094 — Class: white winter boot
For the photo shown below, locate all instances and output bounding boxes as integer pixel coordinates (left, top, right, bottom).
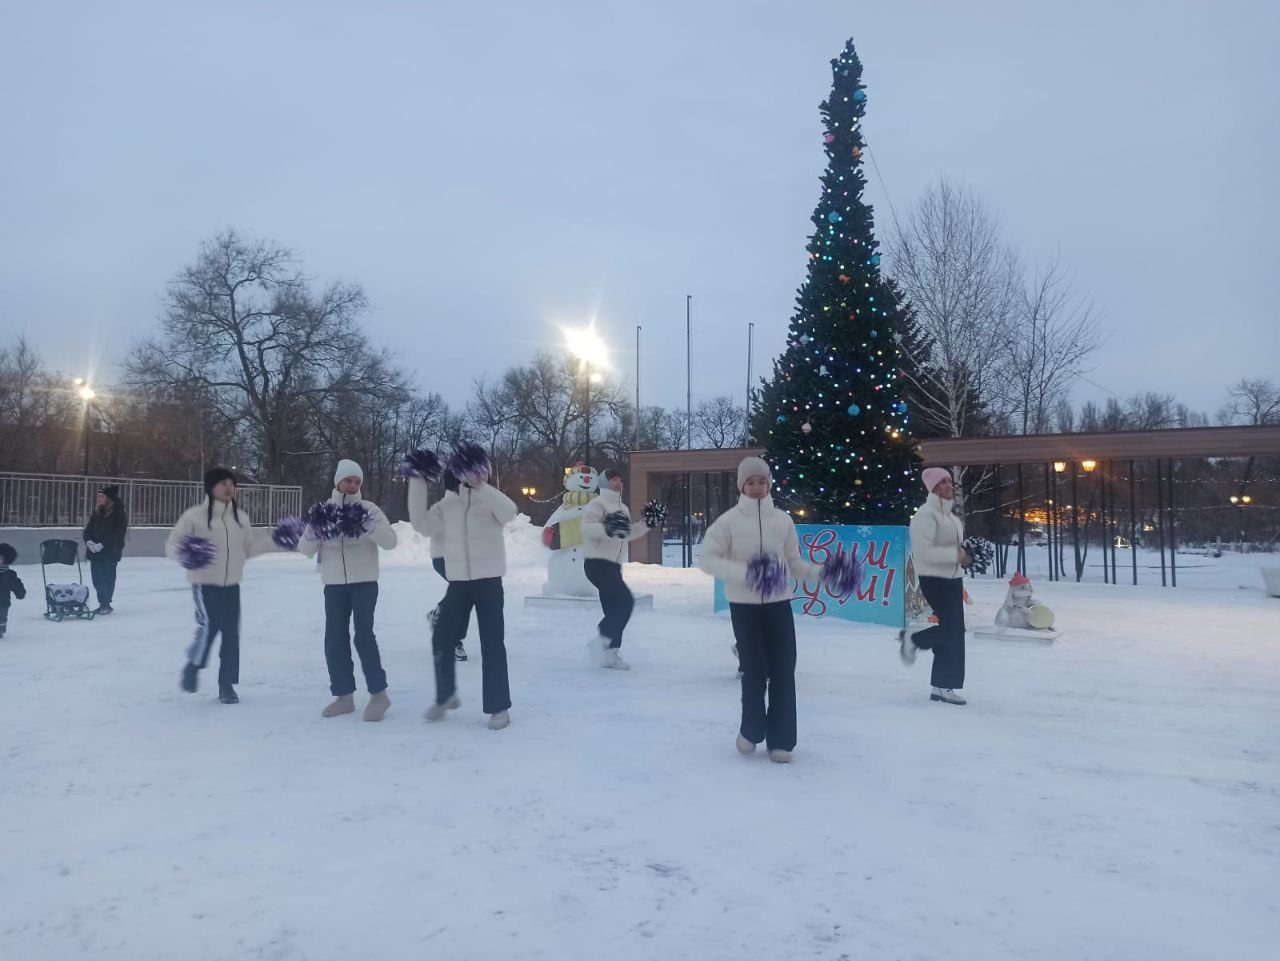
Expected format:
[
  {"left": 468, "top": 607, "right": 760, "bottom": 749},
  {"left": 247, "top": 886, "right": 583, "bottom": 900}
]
[
  {"left": 424, "top": 694, "right": 461, "bottom": 721},
  {"left": 930, "top": 687, "right": 967, "bottom": 705},
  {"left": 768, "top": 749, "right": 793, "bottom": 764},
  {"left": 586, "top": 634, "right": 609, "bottom": 665},
  {"left": 601, "top": 648, "right": 631, "bottom": 671},
  {"left": 736, "top": 734, "right": 757, "bottom": 756},
  {"left": 898, "top": 628, "right": 918, "bottom": 665},
  {"left": 487, "top": 710, "right": 510, "bottom": 730},
  {"left": 363, "top": 690, "right": 391, "bottom": 722},
  {"left": 322, "top": 694, "right": 355, "bottom": 718}
]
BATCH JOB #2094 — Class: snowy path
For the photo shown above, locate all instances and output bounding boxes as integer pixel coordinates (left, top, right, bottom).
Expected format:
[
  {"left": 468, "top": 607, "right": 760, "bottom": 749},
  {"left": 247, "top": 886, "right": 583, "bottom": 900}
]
[{"left": 2, "top": 523, "right": 1277, "bottom": 960}]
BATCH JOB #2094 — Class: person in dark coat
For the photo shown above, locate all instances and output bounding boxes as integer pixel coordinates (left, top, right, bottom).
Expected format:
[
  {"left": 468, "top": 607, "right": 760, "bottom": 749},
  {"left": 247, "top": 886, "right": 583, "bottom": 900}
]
[
  {"left": 0, "top": 543, "right": 27, "bottom": 638},
  {"left": 83, "top": 484, "right": 128, "bottom": 615}
]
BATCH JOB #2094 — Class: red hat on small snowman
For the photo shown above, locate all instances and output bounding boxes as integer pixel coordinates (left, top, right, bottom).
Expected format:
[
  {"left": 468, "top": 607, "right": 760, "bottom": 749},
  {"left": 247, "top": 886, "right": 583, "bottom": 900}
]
[{"left": 1008, "top": 572, "right": 1031, "bottom": 587}]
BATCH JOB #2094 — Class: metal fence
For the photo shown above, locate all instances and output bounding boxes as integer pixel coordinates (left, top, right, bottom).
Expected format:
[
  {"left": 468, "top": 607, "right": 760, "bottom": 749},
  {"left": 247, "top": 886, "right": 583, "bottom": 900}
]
[{"left": 0, "top": 472, "right": 303, "bottom": 528}]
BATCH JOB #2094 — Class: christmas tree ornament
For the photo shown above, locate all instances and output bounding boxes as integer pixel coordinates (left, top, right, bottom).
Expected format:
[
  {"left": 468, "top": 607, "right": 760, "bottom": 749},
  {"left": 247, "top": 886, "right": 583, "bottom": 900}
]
[
  {"left": 847, "top": 403, "right": 861, "bottom": 416},
  {"left": 853, "top": 89, "right": 866, "bottom": 102},
  {"left": 801, "top": 421, "right": 812, "bottom": 434}
]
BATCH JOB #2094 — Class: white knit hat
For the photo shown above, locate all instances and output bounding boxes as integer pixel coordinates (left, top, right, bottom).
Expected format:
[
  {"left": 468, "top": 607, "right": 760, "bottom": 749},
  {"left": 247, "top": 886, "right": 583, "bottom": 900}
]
[
  {"left": 334, "top": 458, "right": 364, "bottom": 486},
  {"left": 736, "top": 455, "right": 771, "bottom": 492}
]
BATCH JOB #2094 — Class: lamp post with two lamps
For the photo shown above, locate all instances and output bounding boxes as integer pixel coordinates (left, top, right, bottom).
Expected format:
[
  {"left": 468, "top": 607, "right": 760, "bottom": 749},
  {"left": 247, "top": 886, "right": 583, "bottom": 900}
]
[{"left": 1229, "top": 494, "right": 1252, "bottom": 553}]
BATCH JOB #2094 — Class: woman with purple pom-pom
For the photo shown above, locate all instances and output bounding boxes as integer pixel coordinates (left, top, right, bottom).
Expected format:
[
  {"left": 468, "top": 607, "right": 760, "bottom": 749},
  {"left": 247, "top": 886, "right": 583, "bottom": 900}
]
[
  {"left": 901, "top": 467, "right": 972, "bottom": 706},
  {"left": 297, "top": 459, "right": 398, "bottom": 722},
  {"left": 166, "top": 467, "right": 277, "bottom": 704},
  {"left": 701, "top": 456, "right": 859, "bottom": 764},
  {"left": 407, "top": 441, "right": 518, "bottom": 730}
]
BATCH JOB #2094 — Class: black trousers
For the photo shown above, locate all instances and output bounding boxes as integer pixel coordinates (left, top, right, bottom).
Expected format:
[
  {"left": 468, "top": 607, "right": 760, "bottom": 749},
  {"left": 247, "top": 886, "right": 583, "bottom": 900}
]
[
  {"left": 432, "top": 577, "right": 509, "bottom": 714},
  {"left": 0, "top": 605, "right": 8, "bottom": 635},
  {"left": 90, "top": 556, "right": 119, "bottom": 606},
  {"left": 187, "top": 584, "right": 241, "bottom": 687},
  {"left": 730, "top": 600, "right": 797, "bottom": 751},
  {"left": 324, "top": 581, "right": 386, "bottom": 696},
  {"left": 432, "top": 557, "right": 466, "bottom": 644},
  {"left": 583, "top": 559, "right": 634, "bottom": 649},
  {"left": 911, "top": 575, "right": 966, "bottom": 689}
]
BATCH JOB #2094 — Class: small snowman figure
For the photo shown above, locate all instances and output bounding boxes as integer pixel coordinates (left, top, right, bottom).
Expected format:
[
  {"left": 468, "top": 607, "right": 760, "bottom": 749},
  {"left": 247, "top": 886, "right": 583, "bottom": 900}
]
[
  {"left": 541, "top": 462, "right": 601, "bottom": 597},
  {"left": 995, "top": 572, "right": 1055, "bottom": 631}
]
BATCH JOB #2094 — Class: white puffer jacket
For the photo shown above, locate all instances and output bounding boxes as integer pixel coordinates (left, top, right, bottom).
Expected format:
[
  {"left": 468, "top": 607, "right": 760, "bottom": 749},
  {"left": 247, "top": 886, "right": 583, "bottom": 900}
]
[
  {"left": 909, "top": 493, "right": 965, "bottom": 579},
  {"left": 407, "top": 477, "right": 517, "bottom": 581},
  {"left": 165, "top": 499, "right": 274, "bottom": 587},
  {"left": 297, "top": 489, "right": 397, "bottom": 585},
  {"left": 700, "top": 494, "right": 822, "bottom": 605},
  {"left": 580, "top": 488, "right": 650, "bottom": 565}
]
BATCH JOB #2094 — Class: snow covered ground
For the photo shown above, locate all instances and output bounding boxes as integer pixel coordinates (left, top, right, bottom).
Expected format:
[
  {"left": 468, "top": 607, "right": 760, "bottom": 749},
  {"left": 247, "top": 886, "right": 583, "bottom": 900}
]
[{"left": 2, "top": 518, "right": 1277, "bottom": 960}]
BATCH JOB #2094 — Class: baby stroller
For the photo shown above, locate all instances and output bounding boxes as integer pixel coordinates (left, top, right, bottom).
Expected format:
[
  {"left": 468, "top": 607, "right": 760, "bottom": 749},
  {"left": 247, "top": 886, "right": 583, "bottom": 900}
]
[{"left": 40, "top": 539, "right": 95, "bottom": 622}]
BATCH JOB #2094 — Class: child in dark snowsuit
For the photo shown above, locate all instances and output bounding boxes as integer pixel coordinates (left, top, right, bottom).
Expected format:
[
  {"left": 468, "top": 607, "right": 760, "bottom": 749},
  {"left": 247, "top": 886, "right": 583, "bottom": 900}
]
[{"left": 0, "top": 543, "right": 27, "bottom": 638}]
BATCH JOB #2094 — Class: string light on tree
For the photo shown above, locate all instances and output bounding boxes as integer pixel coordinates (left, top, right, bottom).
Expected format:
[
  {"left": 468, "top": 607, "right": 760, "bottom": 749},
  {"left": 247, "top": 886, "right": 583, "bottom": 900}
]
[{"left": 750, "top": 37, "right": 918, "bottom": 523}]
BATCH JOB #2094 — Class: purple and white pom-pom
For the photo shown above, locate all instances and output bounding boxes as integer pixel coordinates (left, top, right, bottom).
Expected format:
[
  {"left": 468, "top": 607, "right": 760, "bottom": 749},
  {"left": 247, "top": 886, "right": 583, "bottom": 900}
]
[
  {"left": 641, "top": 499, "right": 667, "bottom": 528},
  {"left": 176, "top": 535, "right": 217, "bottom": 571},
  {"left": 961, "top": 536, "right": 994, "bottom": 575},
  {"left": 400, "top": 448, "right": 443, "bottom": 483},
  {"left": 604, "top": 511, "right": 631, "bottom": 538},
  {"left": 271, "top": 515, "right": 306, "bottom": 551},
  {"left": 823, "top": 549, "right": 864, "bottom": 596},
  {"left": 338, "top": 503, "right": 374, "bottom": 538},
  {"left": 447, "top": 440, "right": 490, "bottom": 487},
  {"left": 745, "top": 553, "right": 788, "bottom": 596},
  {"left": 304, "top": 501, "right": 343, "bottom": 541}
]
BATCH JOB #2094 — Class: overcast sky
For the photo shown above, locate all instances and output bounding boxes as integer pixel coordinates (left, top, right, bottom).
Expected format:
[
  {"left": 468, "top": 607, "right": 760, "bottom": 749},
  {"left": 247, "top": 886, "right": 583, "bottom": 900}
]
[{"left": 3, "top": 0, "right": 1276, "bottom": 421}]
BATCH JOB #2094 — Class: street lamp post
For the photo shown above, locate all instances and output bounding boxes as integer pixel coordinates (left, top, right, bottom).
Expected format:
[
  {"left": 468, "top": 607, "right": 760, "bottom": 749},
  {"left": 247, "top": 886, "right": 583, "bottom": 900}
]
[
  {"left": 75, "top": 379, "right": 96, "bottom": 476},
  {"left": 1229, "top": 494, "right": 1252, "bottom": 553},
  {"left": 563, "top": 323, "right": 609, "bottom": 470}
]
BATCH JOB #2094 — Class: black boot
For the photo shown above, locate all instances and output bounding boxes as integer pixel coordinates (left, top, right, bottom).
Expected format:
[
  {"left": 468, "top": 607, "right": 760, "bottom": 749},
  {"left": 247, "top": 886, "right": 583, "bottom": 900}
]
[
  {"left": 219, "top": 684, "right": 239, "bottom": 704},
  {"left": 454, "top": 642, "right": 468, "bottom": 662},
  {"left": 94, "top": 604, "right": 113, "bottom": 615},
  {"left": 181, "top": 663, "right": 198, "bottom": 693}
]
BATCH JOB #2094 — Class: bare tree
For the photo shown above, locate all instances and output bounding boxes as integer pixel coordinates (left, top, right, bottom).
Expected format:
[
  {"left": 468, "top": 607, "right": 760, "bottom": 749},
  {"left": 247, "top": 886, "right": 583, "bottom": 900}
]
[
  {"left": 1220, "top": 378, "right": 1280, "bottom": 426},
  {"left": 886, "top": 178, "right": 1022, "bottom": 439},
  {"left": 693, "top": 396, "right": 746, "bottom": 448},
  {"left": 1003, "top": 256, "right": 1103, "bottom": 434},
  {"left": 125, "top": 230, "right": 378, "bottom": 482}
]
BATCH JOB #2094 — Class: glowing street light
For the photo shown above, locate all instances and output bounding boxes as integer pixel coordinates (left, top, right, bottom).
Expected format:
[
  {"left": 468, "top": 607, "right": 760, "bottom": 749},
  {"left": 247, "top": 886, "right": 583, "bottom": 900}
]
[
  {"left": 1053, "top": 461, "right": 1067, "bottom": 473},
  {"left": 562, "top": 322, "right": 610, "bottom": 470},
  {"left": 520, "top": 486, "right": 538, "bottom": 498},
  {"left": 1081, "top": 459, "right": 1097, "bottom": 473},
  {"left": 75, "top": 379, "right": 96, "bottom": 475}
]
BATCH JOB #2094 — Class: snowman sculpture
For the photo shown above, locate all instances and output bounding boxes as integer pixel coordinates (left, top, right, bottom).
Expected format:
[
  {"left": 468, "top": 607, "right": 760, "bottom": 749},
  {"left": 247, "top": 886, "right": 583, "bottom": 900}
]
[
  {"left": 995, "top": 572, "right": 1055, "bottom": 631},
  {"left": 540, "top": 462, "right": 600, "bottom": 597}
]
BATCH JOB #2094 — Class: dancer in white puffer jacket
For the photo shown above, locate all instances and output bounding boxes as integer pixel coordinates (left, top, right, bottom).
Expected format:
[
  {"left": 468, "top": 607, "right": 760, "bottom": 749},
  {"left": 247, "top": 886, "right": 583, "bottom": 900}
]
[
  {"left": 701, "top": 456, "right": 823, "bottom": 764},
  {"left": 299, "top": 459, "right": 398, "bottom": 721},
  {"left": 901, "top": 467, "right": 972, "bottom": 705},
  {"left": 579, "top": 468, "right": 661, "bottom": 670},
  {"left": 408, "top": 442, "right": 518, "bottom": 730}
]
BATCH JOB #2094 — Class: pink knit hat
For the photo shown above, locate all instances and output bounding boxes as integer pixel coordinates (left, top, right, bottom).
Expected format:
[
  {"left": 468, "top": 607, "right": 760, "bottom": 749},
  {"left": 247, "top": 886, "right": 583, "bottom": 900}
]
[{"left": 921, "top": 467, "right": 951, "bottom": 492}]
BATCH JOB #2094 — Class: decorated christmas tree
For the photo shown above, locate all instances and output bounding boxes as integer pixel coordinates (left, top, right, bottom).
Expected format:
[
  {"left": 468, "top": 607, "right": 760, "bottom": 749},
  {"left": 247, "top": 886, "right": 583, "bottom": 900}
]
[{"left": 751, "top": 38, "right": 918, "bottom": 524}]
